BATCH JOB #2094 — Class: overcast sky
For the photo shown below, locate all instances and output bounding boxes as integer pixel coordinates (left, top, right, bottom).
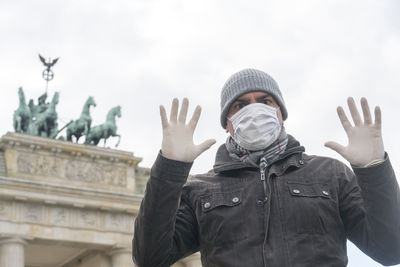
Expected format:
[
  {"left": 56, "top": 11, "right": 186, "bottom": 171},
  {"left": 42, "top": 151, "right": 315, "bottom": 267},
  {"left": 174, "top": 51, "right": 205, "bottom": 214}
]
[{"left": 1, "top": 0, "right": 399, "bottom": 266}]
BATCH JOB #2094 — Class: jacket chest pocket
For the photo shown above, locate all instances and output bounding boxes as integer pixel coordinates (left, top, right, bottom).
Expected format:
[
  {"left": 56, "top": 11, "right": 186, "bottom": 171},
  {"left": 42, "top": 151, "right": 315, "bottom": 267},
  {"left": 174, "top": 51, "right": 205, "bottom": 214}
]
[
  {"left": 198, "top": 190, "right": 247, "bottom": 246},
  {"left": 284, "top": 181, "right": 336, "bottom": 234}
]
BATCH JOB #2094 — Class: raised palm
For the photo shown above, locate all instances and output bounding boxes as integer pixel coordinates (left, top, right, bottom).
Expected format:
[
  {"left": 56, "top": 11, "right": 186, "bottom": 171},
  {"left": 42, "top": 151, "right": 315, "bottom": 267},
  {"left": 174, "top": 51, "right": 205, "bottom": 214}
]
[
  {"left": 160, "top": 98, "right": 216, "bottom": 162},
  {"left": 325, "top": 97, "right": 384, "bottom": 167}
]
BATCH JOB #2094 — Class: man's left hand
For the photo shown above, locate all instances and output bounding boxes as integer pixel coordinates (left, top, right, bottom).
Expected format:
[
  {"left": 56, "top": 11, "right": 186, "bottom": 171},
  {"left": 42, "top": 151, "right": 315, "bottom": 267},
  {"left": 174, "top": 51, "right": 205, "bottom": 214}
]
[{"left": 325, "top": 97, "right": 384, "bottom": 167}]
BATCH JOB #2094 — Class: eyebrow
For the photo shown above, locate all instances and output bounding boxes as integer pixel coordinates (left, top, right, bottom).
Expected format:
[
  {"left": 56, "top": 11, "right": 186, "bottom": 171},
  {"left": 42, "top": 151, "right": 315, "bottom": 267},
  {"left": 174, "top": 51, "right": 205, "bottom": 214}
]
[
  {"left": 235, "top": 93, "right": 272, "bottom": 102},
  {"left": 256, "top": 94, "right": 272, "bottom": 101}
]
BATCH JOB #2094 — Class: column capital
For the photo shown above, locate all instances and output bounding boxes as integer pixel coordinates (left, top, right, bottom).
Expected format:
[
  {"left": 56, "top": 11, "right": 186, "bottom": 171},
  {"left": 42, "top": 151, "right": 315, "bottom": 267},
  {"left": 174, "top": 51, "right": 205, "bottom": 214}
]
[
  {"left": 109, "top": 244, "right": 134, "bottom": 267},
  {"left": 109, "top": 244, "right": 131, "bottom": 256},
  {"left": 0, "top": 235, "right": 31, "bottom": 246}
]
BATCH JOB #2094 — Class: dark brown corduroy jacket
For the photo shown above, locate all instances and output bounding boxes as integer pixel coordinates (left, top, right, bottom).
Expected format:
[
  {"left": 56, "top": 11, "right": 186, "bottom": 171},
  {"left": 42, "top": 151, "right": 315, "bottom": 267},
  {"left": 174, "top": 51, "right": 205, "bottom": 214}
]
[{"left": 132, "top": 136, "right": 400, "bottom": 267}]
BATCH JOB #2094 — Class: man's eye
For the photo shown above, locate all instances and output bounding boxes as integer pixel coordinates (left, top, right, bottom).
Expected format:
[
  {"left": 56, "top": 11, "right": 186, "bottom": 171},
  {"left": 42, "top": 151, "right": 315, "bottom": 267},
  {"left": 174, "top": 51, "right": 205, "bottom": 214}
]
[
  {"left": 234, "top": 103, "right": 245, "bottom": 109},
  {"left": 262, "top": 99, "right": 272, "bottom": 105}
]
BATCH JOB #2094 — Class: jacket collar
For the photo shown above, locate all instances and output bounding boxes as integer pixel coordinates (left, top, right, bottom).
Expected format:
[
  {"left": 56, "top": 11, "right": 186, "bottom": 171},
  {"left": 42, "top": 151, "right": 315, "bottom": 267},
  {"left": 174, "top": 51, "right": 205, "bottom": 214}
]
[{"left": 213, "top": 135, "right": 305, "bottom": 174}]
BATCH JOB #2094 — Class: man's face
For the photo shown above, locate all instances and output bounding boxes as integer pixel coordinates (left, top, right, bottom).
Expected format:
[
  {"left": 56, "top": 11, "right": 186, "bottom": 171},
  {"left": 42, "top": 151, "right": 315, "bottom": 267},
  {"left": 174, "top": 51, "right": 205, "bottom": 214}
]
[{"left": 225, "top": 91, "right": 283, "bottom": 136}]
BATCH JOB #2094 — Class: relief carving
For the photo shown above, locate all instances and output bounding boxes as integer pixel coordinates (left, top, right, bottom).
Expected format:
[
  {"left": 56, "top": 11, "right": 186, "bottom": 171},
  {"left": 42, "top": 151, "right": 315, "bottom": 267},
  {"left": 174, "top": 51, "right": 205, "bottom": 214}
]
[
  {"left": 117, "top": 169, "right": 127, "bottom": 186},
  {"left": 103, "top": 165, "right": 126, "bottom": 186},
  {"left": 87, "top": 163, "right": 104, "bottom": 184},
  {"left": 17, "top": 153, "right": 34, "bottom": 174},
  {"left": 17, "top": 152, "right": 61, "bottom": 177},
  {"left": 105, "top": 212, "right": 124, "bottom": 231},
  {"left": 66, "top": 159, "right": 126, "bottom": 186},
  {"left": 65, "top": 160, "right": 92, "bottom": 182},
  {"left": 50, "top": 207, "right": 69, "bottom": 225},
  {"left": 77, "top": 210, "right": 98, "bottom": 228},
  {"left": 0, "top": 200, "right": 11, "bottom": 219},
  {"left": 24, "top": 203, "right": 42, "bottom": 222},
  {"left": 16, "top": 151, "right": 127, "bottom": 187}
]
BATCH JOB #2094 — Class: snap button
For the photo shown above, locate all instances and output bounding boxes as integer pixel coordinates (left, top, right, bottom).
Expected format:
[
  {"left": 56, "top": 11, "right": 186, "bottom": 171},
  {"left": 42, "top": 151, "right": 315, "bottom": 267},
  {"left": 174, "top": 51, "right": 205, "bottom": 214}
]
[
  {"left": 293, "top": 189, "right": 300, "bottom": 194},
  {"left": 299, "top": 160, "right": 304, "bottom": 165},
  {"left": 204, "top": 202, "right": 211, "bottom": 209},
  {"left": 232, "top": 197, "right": 240, "bottom": 203},
  {"left": 322, "top": 190, "right": 329, "bottom": 196}
]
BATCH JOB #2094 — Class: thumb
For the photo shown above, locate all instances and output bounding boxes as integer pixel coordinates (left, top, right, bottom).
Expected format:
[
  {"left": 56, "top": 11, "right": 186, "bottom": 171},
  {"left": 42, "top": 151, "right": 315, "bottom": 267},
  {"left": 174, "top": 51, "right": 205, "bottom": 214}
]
[
  {"left": 324, "top": 141, "right": 346, "bottom": 156},
  {"left": 195, "top": 139, "right": 216, "bottom": 157}
]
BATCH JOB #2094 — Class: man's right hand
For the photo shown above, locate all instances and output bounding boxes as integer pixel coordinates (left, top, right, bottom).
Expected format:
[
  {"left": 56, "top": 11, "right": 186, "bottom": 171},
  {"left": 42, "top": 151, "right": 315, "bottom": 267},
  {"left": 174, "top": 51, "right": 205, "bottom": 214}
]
[{"left": 160, "top": 98, "right": 216, "bottom": 162}]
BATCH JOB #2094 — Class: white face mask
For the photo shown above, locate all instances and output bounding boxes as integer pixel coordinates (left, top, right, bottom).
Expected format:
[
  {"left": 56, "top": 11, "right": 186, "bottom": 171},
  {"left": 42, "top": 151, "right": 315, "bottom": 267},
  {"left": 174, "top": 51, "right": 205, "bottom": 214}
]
[{"left": 229, "top": 103, "right": 281, "bottom": 151}]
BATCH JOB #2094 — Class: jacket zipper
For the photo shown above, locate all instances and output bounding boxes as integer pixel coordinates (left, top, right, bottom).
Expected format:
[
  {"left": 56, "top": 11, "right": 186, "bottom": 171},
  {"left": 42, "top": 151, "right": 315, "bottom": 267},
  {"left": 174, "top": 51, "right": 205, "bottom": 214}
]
[
  {"left": 260, "top": 157, "right": 268, "bottom": 202},
  {"left": 260, "top": 157, "right": 271, "bottom": 267}
]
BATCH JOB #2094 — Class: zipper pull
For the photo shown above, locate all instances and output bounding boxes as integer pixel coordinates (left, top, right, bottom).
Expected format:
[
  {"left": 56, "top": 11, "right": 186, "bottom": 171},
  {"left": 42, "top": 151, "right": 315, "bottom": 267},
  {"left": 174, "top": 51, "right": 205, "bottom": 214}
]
[
  {"left": 260, "top": 157, "right": 267, "bottom": 181},
  {"left": 259, "top": 157, "right": 268, "bottom": 201},
  {"left": 260, "top": 169, "right": 266, "bottom": 181}
]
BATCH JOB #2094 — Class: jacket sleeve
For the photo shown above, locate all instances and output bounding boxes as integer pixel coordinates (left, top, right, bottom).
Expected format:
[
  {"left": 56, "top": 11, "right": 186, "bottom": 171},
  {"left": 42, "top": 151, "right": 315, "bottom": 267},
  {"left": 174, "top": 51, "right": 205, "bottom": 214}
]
[
  {"left": 338, "top": 153, "right": 400, "bottom": 266},
  {"left": 132, "top": 153, "right": 200, "bottom": 267}
]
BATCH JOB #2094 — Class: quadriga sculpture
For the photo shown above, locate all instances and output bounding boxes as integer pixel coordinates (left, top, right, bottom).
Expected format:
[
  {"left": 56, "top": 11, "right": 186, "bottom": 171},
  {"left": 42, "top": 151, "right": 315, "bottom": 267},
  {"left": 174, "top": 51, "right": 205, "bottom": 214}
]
[
  {"left": 13, "top": 87, "right": 31, "bottom": 133},
  {"left": 27, "top": 92, "right": 59, "bottom": 138},
  {"left": 66, "top": 96, "right": 96, "bottom": 142},
  {"left": 85, "top": 106, "right": 121, "bottom": 147}
]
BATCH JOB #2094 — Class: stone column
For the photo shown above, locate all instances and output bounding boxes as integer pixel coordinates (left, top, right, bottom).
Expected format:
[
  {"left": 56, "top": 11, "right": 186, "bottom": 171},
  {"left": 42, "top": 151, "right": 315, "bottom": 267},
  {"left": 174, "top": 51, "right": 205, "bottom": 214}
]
[
  {"left": 0, "top": 236, "right": 27, "bottom": 267},
  {"left": 109, "top": 246, "right": 134, "bottom": 267}
]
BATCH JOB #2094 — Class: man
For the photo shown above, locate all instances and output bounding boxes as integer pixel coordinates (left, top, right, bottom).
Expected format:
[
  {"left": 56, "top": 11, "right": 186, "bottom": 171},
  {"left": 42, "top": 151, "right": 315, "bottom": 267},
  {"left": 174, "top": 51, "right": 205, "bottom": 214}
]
[
  {"left": 133, "top": 69, "right": 400, "bottom": 266},
  {"left": 28, "top": 92, "right": 49, "bottom": 121}
]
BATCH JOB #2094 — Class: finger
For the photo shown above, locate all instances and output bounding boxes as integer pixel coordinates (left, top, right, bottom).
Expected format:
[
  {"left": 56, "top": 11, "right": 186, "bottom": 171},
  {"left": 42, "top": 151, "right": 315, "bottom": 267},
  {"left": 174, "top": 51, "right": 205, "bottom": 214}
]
[
  {"left": 195, "top": 139, "right": 216, "bottom": 156},
  {"left": 337, "top": 106, "right": 352, "bottom": 134},
  {"left": 189, "top": 105, "right": 201, "bottom": 130},
  {"left": 324, "top": 141, "right": 346, "bottom": 157},
  {"left": 170, "top": 98, "right": 179, "bottom": 123},
  {"left": 360, "top": 97, "right": 372, "bottom": 125},
  {"left": 178, "top": 98, "right": 189, "bottom": 124},
  {"left": 347, "top": 97, "right": 362, "bottom": 126},
  {"left": 160, "top": 105, "right": 168, "bottom": 129},
  {"left": 374, "top": 106, "right": 382, "bottom": 129}
]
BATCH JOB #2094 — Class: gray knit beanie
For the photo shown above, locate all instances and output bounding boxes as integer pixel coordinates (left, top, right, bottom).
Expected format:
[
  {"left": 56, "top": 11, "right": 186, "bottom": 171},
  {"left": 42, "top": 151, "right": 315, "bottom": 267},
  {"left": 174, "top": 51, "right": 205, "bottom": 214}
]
[{"left": 220, "top": 68, "right": 287, "bottom": 128}]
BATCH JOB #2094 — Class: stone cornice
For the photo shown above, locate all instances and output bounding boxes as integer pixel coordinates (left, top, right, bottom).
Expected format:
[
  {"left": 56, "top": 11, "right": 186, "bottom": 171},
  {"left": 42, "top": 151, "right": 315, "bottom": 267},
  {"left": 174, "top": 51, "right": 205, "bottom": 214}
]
[
  {"left": 0, "top": 132, "right": 150, "bottom": 194},
  {"left": 0, "top": 132, "right": 142, "bottom": 166}
]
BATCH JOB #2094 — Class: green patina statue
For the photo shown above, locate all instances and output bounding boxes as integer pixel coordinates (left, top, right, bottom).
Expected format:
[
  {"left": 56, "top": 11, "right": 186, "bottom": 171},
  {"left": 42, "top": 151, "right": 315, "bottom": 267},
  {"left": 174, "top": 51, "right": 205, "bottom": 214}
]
[
  {"left": 27, "top": 92, "right": 59, "bottom": 138},
  {"left": 85, "top": 106, "right": 121, "bottom": 147},
  {"left": 13, "top": 87, "right": 32, "bottom": 133},
  {"left": 28, "top": 92, "right": 49, "bottom": 121},
  {"left": 13, "top": 87, "right": 122, "bottom": 147},
  {"left": 66, "top": 96, "right": 96, "bottom": 142}
]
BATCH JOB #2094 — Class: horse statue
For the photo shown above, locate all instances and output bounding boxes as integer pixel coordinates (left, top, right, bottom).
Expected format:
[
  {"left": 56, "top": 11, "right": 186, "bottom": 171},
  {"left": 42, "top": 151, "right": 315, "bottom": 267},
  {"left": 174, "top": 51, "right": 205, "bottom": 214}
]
[
  {"left": 13, "top": 87, "right": 31, "bottom": 133},
  {"left": 85, "top": 106, "right": 121, "bottom": 147},
  {"left": 27, "top": 92, "right": 59, "bottom": 138},
  {"left": 66, "top": 96, "right": 96, "bottom": 142}
]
